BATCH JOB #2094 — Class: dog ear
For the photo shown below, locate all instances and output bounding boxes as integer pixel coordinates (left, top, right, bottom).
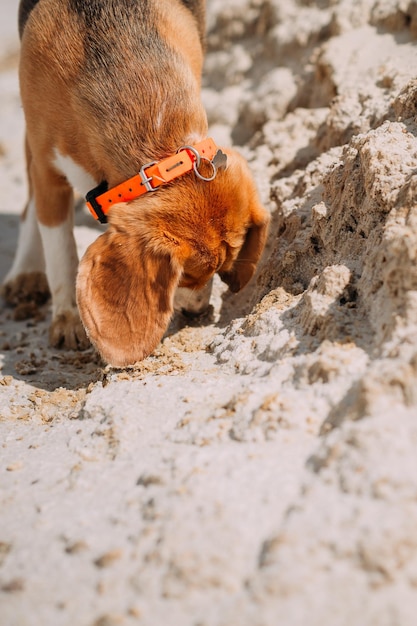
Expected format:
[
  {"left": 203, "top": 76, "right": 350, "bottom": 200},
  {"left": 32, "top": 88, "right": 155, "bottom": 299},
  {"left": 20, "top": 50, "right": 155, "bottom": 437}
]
[
  {"left": 218, "top": 153, "right": 270, "bottom": 293},
  {"left": 76, "top": 228, "right": 183, "bottom": 367},
  {"left": 219, "top": 210, "right": 269, "bottom": 293}
]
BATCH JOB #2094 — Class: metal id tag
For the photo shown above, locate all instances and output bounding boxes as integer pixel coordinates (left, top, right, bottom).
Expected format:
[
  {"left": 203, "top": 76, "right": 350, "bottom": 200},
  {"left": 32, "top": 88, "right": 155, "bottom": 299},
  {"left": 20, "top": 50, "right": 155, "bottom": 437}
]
[{"left": 212, "top": 149, "right": 228, "bottom": 171}]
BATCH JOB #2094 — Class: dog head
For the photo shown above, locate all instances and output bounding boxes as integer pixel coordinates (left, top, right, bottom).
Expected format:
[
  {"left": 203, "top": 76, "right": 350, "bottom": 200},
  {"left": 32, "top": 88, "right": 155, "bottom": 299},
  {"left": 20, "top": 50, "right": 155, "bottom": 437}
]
[{"left": 76, "top": 148, "right": 270, "bottom": 367}]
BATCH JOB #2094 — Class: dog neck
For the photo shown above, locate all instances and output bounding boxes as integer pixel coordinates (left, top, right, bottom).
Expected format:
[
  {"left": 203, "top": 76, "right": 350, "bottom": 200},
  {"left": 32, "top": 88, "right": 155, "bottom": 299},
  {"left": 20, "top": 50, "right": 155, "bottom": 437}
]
[{"left": 86, "top": 138, "right": 224, "bottom": 223}]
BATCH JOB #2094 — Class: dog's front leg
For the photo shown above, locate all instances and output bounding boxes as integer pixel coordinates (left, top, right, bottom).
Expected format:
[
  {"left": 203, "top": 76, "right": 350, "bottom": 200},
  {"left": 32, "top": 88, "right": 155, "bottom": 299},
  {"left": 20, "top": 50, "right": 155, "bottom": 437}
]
[
  {"left": 32, "top": 160, "right": 89, "bottom": 350},
  {"left": 2, "top": 137, "right": 49, "bottom": 306}
]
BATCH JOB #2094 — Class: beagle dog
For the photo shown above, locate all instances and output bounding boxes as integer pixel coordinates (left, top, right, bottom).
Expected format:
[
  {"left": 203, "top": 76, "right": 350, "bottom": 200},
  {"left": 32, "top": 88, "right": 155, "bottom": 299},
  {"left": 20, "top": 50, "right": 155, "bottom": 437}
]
[{"left": 2, "top": 0, "right": 269, "bottom": 367}]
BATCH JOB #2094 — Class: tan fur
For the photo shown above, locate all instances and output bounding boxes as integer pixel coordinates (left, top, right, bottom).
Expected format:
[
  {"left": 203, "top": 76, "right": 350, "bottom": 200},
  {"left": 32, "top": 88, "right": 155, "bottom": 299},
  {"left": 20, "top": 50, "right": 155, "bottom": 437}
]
[
  {"left": 5, "top": 0, "right": 270, "bottom": 367},
  {"left": 157, "top": 1, "right": 205, "bottom": 86}
]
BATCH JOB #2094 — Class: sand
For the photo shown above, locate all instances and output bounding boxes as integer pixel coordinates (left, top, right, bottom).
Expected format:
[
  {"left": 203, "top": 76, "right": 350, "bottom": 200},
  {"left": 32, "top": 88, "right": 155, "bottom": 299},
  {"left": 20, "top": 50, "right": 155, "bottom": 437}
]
[{"left": 1, "top": 1, "right": 417, "bottom": 624}]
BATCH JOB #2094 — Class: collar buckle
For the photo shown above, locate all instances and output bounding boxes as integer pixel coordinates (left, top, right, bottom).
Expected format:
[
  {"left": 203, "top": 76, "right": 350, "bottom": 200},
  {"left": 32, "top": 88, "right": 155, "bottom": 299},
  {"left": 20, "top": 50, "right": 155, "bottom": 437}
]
[{"left": 139, "top": 161, "right": 158, "bottom": 192}]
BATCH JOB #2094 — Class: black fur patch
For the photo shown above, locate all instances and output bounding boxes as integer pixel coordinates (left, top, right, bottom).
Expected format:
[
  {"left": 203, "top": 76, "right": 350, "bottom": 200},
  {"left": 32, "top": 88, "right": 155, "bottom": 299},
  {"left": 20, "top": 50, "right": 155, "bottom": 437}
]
[
  {"left": 67, "top": 0, "right": 150, "bottom": 27},
  {"left": 66, "top": 0, "right": 160, "bottom": 78},
  {"left": 18, "top": 0, "right": 40, "bottom": 38}
]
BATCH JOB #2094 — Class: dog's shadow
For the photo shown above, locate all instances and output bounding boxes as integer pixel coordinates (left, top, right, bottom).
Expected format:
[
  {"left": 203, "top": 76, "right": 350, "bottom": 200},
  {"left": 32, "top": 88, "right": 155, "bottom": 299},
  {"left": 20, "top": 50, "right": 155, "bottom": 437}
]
[{"left": 0, "top": 210, "right": 105, "bottom": 391}]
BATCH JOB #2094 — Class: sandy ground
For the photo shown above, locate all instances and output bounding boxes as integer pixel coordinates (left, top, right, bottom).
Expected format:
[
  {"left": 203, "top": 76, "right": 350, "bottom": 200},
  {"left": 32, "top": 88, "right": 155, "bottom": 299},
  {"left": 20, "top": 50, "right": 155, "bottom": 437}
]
[{"left": 2, "top": 1, "right": 417, "bottom": 625}]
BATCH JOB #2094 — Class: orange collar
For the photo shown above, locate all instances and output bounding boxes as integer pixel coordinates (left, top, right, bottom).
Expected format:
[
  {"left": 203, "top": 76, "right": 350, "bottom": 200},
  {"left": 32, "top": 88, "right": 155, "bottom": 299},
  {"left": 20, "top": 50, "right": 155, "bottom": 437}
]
[{"left": 86, "top": 138, "right": 220, "bottom": 223}]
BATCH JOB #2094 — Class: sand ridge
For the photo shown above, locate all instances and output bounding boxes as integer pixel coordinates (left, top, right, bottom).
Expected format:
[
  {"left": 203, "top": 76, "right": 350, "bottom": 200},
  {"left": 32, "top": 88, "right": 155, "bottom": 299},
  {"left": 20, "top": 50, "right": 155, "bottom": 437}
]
[{"left": 1, "top": 1, "right": 417, "bottom": 624}]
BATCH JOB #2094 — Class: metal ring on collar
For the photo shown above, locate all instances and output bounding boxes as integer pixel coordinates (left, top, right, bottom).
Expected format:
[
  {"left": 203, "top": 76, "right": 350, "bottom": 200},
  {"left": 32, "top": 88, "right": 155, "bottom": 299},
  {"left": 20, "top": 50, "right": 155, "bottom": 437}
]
[
  {"left": 179, "top": 145, "right": 217, "bottom": 182},
  {"left": 193, "top": 157, "right": 217, "bottom": 182}
]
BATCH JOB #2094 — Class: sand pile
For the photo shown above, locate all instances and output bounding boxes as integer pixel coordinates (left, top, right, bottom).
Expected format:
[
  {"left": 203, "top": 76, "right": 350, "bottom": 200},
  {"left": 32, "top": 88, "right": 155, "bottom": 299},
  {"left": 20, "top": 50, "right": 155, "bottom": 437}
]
[{"left": 1, "top": 1, "right": 417, "bottom": 624}]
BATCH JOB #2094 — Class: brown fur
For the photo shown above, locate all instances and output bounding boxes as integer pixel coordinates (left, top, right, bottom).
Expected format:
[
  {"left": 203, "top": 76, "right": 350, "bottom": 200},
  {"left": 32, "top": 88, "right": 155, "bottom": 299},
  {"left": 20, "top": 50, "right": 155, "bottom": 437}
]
[{"left": 9, "top": 0, "right": 269, "bottom": 367}]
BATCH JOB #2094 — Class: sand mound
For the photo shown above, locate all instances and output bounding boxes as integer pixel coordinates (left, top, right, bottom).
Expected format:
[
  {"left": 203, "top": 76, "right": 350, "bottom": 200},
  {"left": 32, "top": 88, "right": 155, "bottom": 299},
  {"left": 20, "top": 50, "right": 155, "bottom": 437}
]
[{"left": 1, "top": 1, "right": 417, "bottom": 624}]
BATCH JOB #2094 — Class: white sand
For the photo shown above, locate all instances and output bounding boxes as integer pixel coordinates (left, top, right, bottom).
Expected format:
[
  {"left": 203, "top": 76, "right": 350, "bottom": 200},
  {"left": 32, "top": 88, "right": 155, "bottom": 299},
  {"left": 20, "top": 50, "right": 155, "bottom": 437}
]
[{"left": 2, "top": 1, "right": 417, "bottom": 625}]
